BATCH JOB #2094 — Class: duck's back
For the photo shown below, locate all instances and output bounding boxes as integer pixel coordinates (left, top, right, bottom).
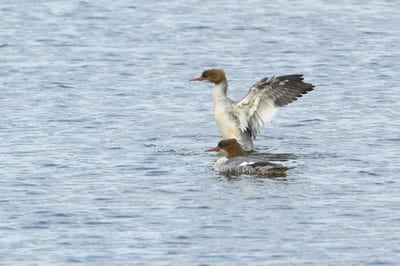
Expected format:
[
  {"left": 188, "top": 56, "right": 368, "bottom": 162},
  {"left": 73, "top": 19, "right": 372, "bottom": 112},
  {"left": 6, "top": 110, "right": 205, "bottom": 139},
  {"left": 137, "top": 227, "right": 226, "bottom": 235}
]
[{"left": 215, "top": 156, "right": 288, "bottom": 177}]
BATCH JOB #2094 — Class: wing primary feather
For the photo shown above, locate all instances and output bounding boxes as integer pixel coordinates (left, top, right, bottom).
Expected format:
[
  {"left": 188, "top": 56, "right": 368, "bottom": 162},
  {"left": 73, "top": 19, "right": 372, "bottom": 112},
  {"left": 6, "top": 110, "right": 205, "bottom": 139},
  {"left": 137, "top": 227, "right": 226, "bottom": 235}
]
[{"left": 234, "top": 73, "right": 313, "bottom": 138}]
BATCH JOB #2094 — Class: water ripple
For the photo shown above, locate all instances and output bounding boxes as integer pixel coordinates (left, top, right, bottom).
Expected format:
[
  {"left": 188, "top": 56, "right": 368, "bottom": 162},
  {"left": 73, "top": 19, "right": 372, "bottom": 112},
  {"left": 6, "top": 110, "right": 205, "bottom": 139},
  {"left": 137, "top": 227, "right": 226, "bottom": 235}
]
[{"left": 1, "top": 0, "right": 399, "bottom": 265}]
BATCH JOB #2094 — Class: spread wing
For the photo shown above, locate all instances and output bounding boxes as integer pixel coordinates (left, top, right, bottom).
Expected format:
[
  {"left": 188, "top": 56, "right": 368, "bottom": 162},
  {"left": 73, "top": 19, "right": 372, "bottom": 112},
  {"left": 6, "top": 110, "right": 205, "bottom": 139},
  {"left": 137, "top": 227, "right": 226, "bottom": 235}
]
[{"left": 233, "top": 74, "right": 314, "bottom": 138}]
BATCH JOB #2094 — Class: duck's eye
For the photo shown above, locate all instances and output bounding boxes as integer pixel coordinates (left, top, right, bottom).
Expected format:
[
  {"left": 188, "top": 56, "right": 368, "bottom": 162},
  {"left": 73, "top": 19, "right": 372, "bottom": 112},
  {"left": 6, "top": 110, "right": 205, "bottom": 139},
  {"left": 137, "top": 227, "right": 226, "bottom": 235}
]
[{"left": 201, "top": 70, "right": 213, "bottom": 78}]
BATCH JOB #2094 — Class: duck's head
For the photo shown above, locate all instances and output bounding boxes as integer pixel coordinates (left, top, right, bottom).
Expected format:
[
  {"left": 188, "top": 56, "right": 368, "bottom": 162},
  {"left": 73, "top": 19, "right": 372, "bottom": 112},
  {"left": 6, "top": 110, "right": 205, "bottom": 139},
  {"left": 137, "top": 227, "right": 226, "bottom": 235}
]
[
  {"left": 205, "top": 138, "right": 244, "bottom": 158},
  {"left": 189, "top": 69, "right": 227, "bottom": 84}
]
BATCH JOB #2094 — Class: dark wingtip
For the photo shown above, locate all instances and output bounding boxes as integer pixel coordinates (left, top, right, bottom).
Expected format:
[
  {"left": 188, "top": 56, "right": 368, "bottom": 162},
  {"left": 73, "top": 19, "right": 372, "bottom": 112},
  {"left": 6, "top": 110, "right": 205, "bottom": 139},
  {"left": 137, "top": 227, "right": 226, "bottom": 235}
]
[{"left": 273, "top": 74, "right": 315, "bottom": 107}]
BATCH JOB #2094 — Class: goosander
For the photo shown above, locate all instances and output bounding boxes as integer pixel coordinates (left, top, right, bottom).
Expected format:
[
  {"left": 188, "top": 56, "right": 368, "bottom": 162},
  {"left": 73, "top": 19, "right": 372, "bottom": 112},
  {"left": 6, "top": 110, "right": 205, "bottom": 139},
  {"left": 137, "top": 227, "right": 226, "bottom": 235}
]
[
  {"left": 190, "top": 69, "right": 314, "bottom": 151},
  {"left": 205, "top": 139, "right": 288, "bottom": 177}
]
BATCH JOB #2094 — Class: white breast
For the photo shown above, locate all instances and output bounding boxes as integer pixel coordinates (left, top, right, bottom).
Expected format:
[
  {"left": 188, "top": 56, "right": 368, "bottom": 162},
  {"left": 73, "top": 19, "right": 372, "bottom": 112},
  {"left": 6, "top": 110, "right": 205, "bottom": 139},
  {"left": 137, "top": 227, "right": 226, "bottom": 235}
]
[
  {"left": 213, "top": 157, "right": 228, "bottom": 170},
  {"left": 214, "top": 105, "right": 239, "bottom": 139}
]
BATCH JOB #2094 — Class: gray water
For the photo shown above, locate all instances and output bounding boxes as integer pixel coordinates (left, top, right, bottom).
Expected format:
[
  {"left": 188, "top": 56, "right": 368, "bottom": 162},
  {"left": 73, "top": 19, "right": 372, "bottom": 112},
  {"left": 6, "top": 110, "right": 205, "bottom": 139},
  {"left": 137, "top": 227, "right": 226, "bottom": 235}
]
[{"left": 1, "top": 0, "right": 400, "bottom": 265}]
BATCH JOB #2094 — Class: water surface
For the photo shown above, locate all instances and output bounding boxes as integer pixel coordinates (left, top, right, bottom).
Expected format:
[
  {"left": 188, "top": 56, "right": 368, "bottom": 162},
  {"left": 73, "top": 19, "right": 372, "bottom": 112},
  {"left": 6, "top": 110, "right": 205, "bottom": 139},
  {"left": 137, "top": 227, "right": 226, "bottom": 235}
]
[{"left": 1, "top": 0, "right": 399, "bottom": 265}]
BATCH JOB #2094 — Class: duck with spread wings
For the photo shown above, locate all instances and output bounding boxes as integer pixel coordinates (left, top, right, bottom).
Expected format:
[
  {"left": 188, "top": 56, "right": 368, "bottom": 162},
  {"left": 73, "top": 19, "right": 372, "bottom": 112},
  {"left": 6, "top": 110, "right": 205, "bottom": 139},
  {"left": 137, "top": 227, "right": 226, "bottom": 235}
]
[{"left": 190, "top": 69, "right": 314, "bottom": 151}]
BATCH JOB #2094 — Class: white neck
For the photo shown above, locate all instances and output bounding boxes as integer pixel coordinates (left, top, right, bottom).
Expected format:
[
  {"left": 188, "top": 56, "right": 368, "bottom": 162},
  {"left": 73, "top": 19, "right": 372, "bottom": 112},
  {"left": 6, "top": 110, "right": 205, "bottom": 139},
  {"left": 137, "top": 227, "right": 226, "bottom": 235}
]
[{"left": 212, "top": 81, "right": 228, "bottom": 105}]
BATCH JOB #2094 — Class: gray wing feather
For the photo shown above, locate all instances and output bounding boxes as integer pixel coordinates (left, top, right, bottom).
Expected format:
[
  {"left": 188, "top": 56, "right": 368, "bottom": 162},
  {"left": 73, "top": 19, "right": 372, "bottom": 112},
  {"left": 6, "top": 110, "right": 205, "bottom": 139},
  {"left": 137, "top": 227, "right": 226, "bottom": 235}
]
[
  {"left": 234, "top": 74, "right": 314, "bottom": 138},
  {"left": 254, "top": 75, "right": 314, "bottom": 107}
]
